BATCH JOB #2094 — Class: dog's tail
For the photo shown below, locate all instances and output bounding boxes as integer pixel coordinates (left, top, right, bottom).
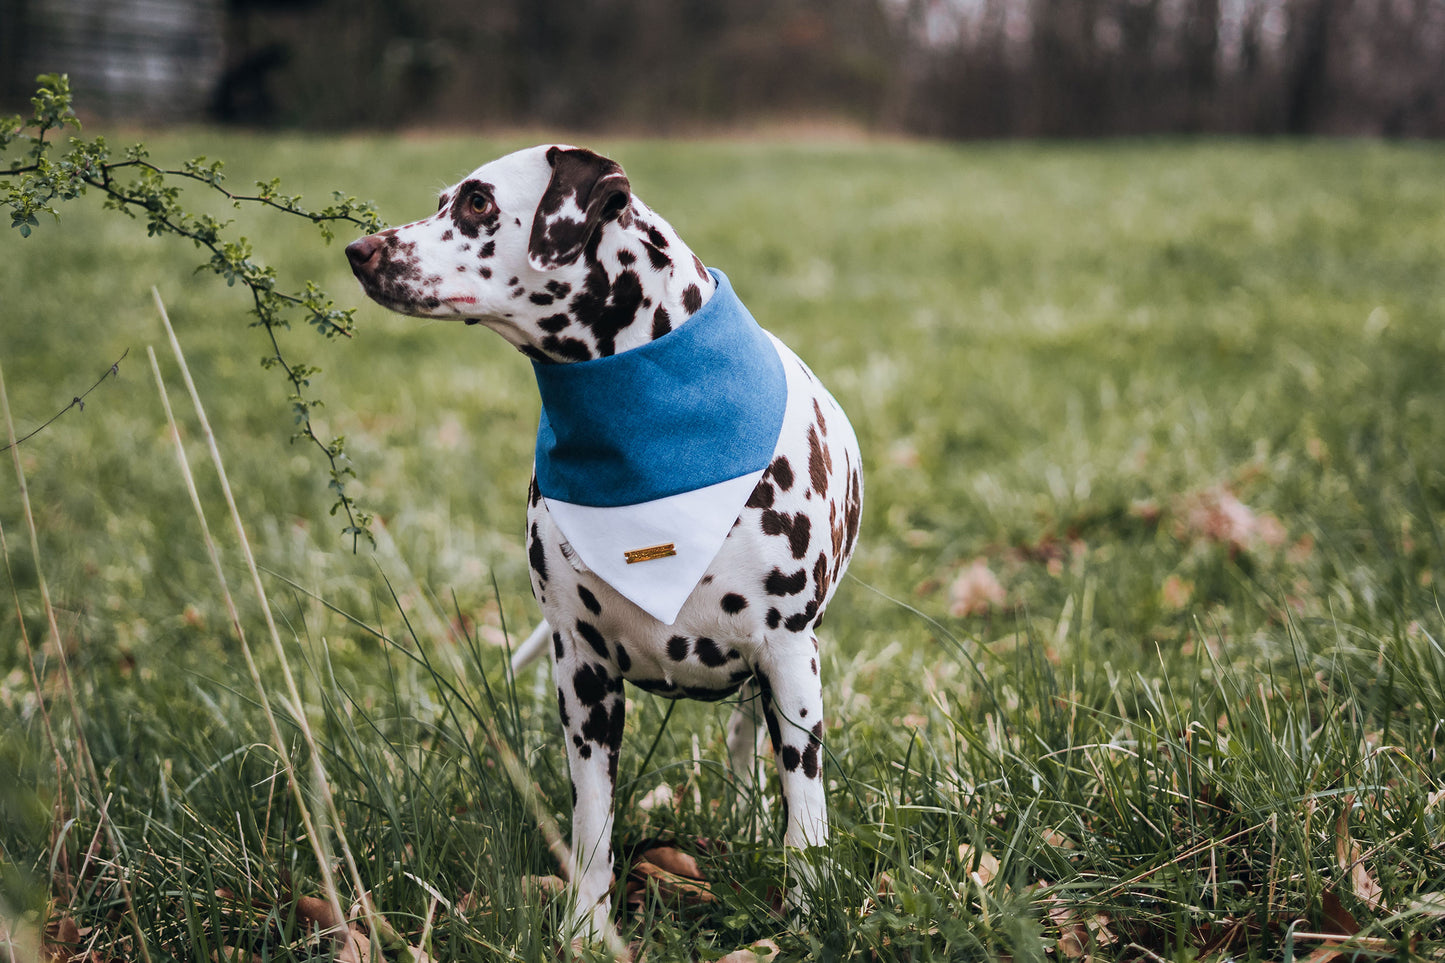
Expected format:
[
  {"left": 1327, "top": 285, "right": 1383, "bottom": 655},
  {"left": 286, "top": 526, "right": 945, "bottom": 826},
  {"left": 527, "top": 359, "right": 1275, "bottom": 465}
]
[{"left": 510, "top": 619, "right": 552, "bottom": 675}]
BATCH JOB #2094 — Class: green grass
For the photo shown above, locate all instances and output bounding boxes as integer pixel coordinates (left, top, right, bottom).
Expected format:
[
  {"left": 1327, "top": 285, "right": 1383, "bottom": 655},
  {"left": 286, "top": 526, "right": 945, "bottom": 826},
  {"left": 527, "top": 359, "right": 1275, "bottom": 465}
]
[{"left": 3, "top": 133, "right": 1445, "bottom": 962}]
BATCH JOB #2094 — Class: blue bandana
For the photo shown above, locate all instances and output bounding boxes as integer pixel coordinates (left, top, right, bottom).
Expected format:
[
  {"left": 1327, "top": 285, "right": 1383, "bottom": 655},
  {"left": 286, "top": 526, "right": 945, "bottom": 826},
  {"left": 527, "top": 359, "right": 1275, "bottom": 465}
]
[{"left": 533, "top": 269, "right": 787, "bottom": 508}]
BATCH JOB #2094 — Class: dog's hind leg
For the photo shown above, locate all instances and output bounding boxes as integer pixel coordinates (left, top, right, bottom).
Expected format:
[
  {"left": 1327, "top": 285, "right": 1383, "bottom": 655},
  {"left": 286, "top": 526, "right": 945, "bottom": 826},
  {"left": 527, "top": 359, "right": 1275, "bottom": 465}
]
[
  {"left": 725, "top": 679, "right": 770, "bottom": 825},
  {"left": 755, "top": 636, "right": 828, "bottom": 911}
]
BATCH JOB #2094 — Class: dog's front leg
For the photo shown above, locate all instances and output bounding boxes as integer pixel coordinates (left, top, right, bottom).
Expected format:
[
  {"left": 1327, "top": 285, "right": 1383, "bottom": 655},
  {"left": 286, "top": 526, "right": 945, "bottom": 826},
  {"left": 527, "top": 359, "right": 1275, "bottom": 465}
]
[
  {"left": 755, "top": 637, "right": 828, "bottom": 911},
  {"left": 552, "top": 633, "right": 626, "bottom": 940}
]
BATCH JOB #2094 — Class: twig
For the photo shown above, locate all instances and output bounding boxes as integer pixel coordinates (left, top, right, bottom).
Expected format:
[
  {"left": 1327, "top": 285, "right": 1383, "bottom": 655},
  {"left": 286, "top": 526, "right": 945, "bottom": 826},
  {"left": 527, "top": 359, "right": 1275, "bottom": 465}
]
[
  {"left": 4, "top": 75, "right": 378, "bottom": 548},
  {"left": 0, "top": 348, "right": 128, "bottom": 453}
]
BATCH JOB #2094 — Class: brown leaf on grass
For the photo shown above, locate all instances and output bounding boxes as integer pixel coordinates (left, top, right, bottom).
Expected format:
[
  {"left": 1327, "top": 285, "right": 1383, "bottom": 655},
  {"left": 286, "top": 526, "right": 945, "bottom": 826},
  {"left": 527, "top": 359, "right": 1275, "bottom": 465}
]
[
  {"left": 293, "top": 895, "right": 430, "bottom": 963},
  {"left": 625, "top": 860, "right": 715, "bottom": 907},
  {"left": 957, "top": 843, "right": 1000, "bottom": 885},
  {"left": 1160, "top": 574, "right": 1194, "bottom": 611},
  {"left": 948, "top": 559, "right": 1005, "bottom": 617},
  {"left": 718, "top": 938, "right": 781, "bottom": 963},
  {"left": 1044, "top": 898, "right": 1087, "bottom": 959},
  {"left": 333, "top": 926, "right": 372, "bottom": 963},
  {"left": 1408, "top": 892, "right": 1445, "bottom": 917},
  {"left": 637, "top": 783, "right": 675, "bottom": 812},
  {"left": 294, "top": 896, "right": 344, "bottom": 932},
  {"left": 1041, "top": 828, "right": 1076, "bottom": 850},
  {"left": 1173, "top": 485, "right": 1286, "bottom": 554},
  {"left": 42, "top": 915, "right": 83, "bottom": 963},
  {"left": 1299, "top": 942, "right": 1346, "bottom": 963},
  {"left": 1333, "top": 802, "right": 1385, "bottom": 914},
  {"left": 210, "top": 947, "right": 264, "bottom": 963},
  {"left": 293, "top": 896, "right": 371, "bottom": 963},
  {"left": 1320, "top": 891, "right": 1359, "bottom": 937},
  {"left": 638, "top": 846, "right": 703, "bottom": 881},
  {"left": 523, "top": 874, "right": 567, "bottom": 898},
  {"left": 1042, "top": 893, "right": 1116, "bottom": 960}
]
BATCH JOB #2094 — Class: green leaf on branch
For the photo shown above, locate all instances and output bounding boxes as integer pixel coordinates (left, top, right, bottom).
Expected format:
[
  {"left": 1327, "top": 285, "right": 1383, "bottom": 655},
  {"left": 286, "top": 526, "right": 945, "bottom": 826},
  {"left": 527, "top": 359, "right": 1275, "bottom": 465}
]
[{"left": 0, "top": 73, "right": 386, "bottom": 550}]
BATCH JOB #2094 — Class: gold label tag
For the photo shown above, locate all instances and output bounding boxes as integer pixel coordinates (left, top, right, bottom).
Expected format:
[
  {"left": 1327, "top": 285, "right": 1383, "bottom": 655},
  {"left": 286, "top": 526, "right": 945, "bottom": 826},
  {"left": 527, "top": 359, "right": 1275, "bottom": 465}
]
[{"left": 624, "top": 543, "right": 677, "bottom": 564}]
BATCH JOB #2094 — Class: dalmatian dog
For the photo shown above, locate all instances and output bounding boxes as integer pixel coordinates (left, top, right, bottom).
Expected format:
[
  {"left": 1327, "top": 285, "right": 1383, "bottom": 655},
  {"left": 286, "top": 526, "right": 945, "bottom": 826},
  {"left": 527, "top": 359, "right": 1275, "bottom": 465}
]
[{"left": 345, "top": 145, "right": 863, "bottom": 940}]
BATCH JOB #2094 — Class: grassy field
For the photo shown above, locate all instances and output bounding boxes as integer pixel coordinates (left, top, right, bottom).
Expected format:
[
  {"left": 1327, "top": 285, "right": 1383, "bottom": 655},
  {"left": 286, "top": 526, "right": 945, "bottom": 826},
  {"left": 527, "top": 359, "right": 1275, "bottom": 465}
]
[{"left": 3, "top": 132, "right": 1445, "bottom": 962}]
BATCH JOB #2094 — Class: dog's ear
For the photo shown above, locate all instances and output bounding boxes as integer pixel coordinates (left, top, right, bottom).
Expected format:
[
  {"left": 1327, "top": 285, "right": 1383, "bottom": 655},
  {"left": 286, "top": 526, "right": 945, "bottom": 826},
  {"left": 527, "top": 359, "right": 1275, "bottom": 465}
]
[{"left": 528, "top": 147, "right": 632, "bottom": 271}]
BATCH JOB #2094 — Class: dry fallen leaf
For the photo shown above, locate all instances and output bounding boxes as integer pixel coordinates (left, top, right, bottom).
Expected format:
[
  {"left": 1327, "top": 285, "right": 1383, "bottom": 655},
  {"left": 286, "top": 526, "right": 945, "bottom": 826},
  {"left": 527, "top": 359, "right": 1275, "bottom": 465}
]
[
  {"left": 957, "top": 842, "right": 1000, "bottom": 885},
  {"left": 1173, "top": 485, "right": 1286, "bottom": 553},
  {"left": 1318, "top": 890, "right": 1359, "bottom": 938},
  {"left": 523, "top": 874, "right": 568, "bottom": 899},
  {"left": 637, "top": 783, "right": 675, "bottom": 812},
  {"left": 294, "top": 896, "right": 344, "bottom": 932},
  {"left": 333, "top": 924, "right": 371, "bottom": 963},
  {"left": 639, "top": 846, "right": 703, "bottom": 880},
  {"left": 1333, "top": 802, "right": 1385, "bottom": 913},
  {"left": 1160, "top": 573, "right": 1194, "bottom": 611},
  {"left": 717, "top": 939, "right": 781, "bottom": 963},
  {"left": 949, "top": 559, "right": 1006, "bottom": 618},
  {"left": 1299, "top": 943, "right": 1346, "bottom": 963},
  {"left": 1408, "top": 892, "right": 1445, "bottom": 917},
  {"left": 210, "top": 947, "right": 264, "bottom": 963},
  {"left": 1042, "top": 891, "right": 1115, "bottom": 960},
  {"left": 42, "top": 915, "right": 83, "bottom": 963},
  {"left": 626, "top": 860, "right": 715, "bottom": 906},
  {"left": 1044, "top": 898, "right": 1087, "bottom": 959},
  {"left": 1041, "top": 828, "right": 1076, "bottom": 850}
]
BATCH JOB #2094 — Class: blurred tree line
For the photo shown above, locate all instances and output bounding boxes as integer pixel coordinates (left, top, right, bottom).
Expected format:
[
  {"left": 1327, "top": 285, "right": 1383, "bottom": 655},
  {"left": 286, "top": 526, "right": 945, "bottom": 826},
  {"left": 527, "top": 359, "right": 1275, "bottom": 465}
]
[{"left": 4, "top": 0, "right": 1444, "bottom": 135}]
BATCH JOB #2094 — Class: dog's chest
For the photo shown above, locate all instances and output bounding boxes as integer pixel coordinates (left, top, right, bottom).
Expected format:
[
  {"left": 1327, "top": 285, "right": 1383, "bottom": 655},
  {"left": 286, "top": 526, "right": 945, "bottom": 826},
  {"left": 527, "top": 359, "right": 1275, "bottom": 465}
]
[
  {"left": 527, "top": 500, "right": 775, "bottom": 699},
  {"left": 524, "top": 336, "right": 863, "bottom": 693}
]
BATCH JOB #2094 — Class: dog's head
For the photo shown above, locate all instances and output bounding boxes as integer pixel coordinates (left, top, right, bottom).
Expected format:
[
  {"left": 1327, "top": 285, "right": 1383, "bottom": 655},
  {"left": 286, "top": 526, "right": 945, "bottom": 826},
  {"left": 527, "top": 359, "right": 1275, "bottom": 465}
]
[{"left": 346, "top": 145, "right": 713, "bottom": 362}]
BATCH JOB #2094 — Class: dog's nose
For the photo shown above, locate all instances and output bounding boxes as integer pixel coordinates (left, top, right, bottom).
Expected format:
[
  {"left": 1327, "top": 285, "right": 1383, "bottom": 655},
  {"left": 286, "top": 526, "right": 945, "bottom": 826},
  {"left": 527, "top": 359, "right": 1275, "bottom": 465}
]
[{"left": 345, "top": 234, "right": 383, "bottom": 275}]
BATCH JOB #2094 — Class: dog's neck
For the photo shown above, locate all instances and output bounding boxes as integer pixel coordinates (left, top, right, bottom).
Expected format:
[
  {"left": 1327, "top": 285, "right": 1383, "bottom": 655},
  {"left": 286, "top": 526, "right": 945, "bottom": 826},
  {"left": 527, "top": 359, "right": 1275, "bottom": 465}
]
[{"left": 527, "top": 199, "right": 719, "bottom": 363}]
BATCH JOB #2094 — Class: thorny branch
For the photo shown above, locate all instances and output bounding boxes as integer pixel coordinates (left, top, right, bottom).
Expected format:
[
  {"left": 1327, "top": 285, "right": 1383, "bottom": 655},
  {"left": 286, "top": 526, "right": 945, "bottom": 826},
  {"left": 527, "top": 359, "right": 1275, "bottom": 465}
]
[
  {"left": 2, "top": 74, "right": 382, "bottom": 549},
  {"left": 0, "top": 349, "right": 130, "bottom": 453}
]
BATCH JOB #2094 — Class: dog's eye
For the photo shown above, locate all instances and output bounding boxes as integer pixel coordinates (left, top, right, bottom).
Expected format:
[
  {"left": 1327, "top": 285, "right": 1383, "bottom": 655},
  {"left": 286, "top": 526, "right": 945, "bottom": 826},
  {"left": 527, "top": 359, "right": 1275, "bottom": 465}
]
[{"left": 468, "top": 193, "right": 495, "bottom": 217}]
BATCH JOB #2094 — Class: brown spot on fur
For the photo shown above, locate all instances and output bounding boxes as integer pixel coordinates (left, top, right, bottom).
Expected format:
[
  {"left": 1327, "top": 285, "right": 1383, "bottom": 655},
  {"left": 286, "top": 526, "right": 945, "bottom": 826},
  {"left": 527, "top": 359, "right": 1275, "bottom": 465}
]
[
  {"left": 844, "top": 465, "right": 862, "bottom": 557},
  {"left": 808, "top": 425, "right": 829, "bottom": 497},
  {"left": 641, "top": 240, "right": 670, "bottom": 271},
  {"left": 770, "top": 456, "right": 794, "bottom": 491},
  {"left": 765, "top": 567, "right": 807, "bottom": 596},
  {"left": 541, "top": 334, "right": 593, "bottom": 362},
  {"left": 746, "top": 480, "right": 775, "bottom": 509},
  {"left": 802, "top": 721, "right": 823, "bottom": 778},
  {"left": 682, "top": 284, "right": 702, "bottom": 314},
  {"left": 761, "top": 509, "right": 811, "bottom": 560},
  {"left": 570, "top": 262, "right": 643, "bottom": 357}
]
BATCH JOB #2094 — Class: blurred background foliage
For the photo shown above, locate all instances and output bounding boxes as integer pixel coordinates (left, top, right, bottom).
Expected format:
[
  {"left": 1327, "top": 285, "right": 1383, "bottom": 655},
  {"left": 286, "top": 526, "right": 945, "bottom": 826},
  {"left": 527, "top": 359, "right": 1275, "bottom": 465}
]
[{"left": 1, "top": 0, "right": 1442, "bottom": 137}]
